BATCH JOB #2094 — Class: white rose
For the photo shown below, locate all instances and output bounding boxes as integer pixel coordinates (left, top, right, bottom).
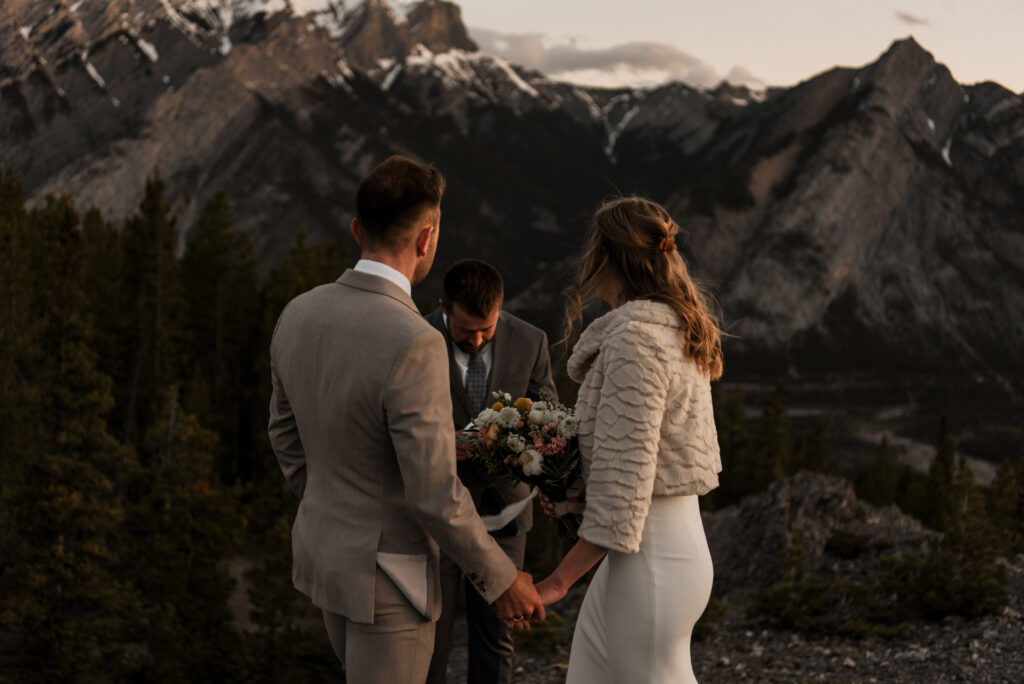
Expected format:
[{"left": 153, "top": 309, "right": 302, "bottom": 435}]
[
  {"left": 520, "top": 449, "right": 544, "bottom": 476},
  {"left": 493, "top": 391, "right": 512, "bottom": 405},
  {"left": 504, "top": 434, "right": 526, "bottom": 454},
  {"left": 558, "top": 416, "right": 579, "bottom": 438},
  {"left": 474, "top": 408, "right": 500, "bottom": 427},
  {"left": 498, "top": 407, "right": 521, "bottom": 429},
  {"left": 528, "top": 409, "right": 546, "bottom": 425}
]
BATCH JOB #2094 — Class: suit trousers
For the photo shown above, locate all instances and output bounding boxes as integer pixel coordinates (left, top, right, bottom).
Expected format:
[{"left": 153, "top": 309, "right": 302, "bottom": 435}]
[
  {"left": 323, "top": 566, "right": 434, "bottom": 684},
  {"left": 426, "top": 532, "right": 527, "bottom": 684}
]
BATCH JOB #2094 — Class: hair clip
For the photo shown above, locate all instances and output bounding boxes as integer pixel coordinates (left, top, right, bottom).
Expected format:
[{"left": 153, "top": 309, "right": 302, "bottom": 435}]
[{"left": 657, "top": 237, "right": 676, "bottom": 254}]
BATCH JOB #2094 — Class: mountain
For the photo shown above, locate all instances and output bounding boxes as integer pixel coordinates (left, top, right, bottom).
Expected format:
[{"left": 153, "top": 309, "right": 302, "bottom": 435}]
[{"left": 2, "top": 0, "right": 1023, "bottom": 392}]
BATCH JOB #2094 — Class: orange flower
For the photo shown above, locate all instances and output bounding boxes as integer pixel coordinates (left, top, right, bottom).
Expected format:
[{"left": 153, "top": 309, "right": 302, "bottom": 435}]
[
  {"left": 492, "top": 402, "right": 504, "bottom": 411},
  {"left": 514, "top": 397, "right": 533, "bottom": 412},
  {"left": 480, "top": 423, "right": 500, "bottom": 447}
]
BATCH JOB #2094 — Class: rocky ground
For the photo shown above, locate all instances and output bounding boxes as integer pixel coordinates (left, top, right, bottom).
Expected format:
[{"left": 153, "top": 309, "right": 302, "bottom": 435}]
[
  {"left": 445, "top": 473, "right": 1024, "bottom": 683},
  {"left": 445, "top": 556, "right": 1024, "bottom": 684}
]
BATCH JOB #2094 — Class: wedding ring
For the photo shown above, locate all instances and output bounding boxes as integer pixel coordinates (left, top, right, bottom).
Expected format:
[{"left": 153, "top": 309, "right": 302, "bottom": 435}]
[{"left": 512, "top": 615, "right": 525, "bottom": 621}]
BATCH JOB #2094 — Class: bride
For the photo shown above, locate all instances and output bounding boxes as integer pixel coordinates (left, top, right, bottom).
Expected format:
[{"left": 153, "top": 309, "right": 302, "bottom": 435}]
[{"left": 536, "top": 197, "right": 723, "bottom": 683}]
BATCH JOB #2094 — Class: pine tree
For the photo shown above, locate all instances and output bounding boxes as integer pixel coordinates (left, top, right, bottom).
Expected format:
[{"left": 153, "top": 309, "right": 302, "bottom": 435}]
[
  {"left": 118, "top": 176, "right": 183, "bottom": 447},
  {"left": 715, "top": 387, "right": 759, "bottom": 505},
  {"left": 180, "top": 192, "right": 261, "bottom": 482},
  {"left": 859, "top": 436, "right": 899, "bottom": 506},
  {"left": 756, "top": 384, "right": 790, "bottom": 486},
  {"left": 122, "top": 391, "right": 246, "bottom": 681},
  {"left": 81, "top": 206, "right": 128, "bottom": 389},
  {"left": 912, "top": 457, "right": 1009, "bottom": 619},
  {"left": 0, "top": 192, "right": 141, "bottom": 681},
  {"left": 987, "top": 457, "right": 1023, "bottom": 555},
  {"left": 790, "top": 421, "right": 831, "bottom": 475},
  {"left": 922, "top": 416, "right": 957, "bottom": 531}
]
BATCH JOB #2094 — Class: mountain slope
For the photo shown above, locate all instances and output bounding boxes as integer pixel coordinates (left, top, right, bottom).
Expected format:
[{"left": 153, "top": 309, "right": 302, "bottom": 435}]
[{"left": 2, "top": 2, "right": 1022, "bottom": 387}]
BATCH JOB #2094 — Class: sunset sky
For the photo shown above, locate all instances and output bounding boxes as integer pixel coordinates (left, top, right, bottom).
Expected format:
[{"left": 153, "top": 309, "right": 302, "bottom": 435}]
[{"left": 453, "top": 0, "right": 1024, "bottom": 91}]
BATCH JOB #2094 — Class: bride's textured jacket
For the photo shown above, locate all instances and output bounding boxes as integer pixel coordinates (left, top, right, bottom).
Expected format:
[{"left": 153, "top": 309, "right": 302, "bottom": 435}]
[{"left": 568, "top": 300, "right": 722, "bottom": 554}]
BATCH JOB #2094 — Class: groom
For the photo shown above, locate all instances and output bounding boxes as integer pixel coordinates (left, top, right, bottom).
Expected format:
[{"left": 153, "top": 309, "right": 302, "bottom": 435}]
[{"left": 268, "top": 156, "right": 544, "bottom": 684}]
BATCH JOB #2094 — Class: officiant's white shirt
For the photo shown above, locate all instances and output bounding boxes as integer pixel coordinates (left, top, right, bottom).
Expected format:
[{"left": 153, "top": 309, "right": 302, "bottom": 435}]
[{"left": 443, "top": 313, "right": 494, "bottom": 387}]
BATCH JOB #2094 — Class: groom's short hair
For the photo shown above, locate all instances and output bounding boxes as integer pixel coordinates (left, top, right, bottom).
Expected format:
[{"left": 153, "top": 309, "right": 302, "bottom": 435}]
[
  {"left": 356, "top": 156, "right": 445, "bottom": 249},
  {"left": 442, "top": 259, "right": 504, "bottom": 318}
]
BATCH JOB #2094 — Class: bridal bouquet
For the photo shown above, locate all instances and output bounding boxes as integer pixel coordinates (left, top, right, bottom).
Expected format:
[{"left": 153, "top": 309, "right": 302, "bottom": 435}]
[{"left": 459, "top": 391, "right": 582, "bottom": 539}]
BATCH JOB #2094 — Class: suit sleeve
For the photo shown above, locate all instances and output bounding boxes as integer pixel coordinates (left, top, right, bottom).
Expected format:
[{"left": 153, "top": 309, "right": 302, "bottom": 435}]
[
  {"left": 268, "top": 356, "right": 306, "bottom": 499},
  {"left": 385, "top": 328, "right": 518, "bottom": 602},
  {"left": 528, "top": 330, "right": 558, "bottom": 402}
]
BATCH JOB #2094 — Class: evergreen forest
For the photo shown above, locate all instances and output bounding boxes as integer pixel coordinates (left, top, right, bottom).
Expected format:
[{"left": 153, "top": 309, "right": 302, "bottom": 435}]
[{"left": 1, "top": 170, "right": 1021, "bottom": 681}]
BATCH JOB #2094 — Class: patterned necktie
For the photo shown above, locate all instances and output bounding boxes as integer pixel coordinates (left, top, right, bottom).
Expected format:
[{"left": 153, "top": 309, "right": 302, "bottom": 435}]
[{"left": 466, "top": 352, "right": 488, "bottom": 415}]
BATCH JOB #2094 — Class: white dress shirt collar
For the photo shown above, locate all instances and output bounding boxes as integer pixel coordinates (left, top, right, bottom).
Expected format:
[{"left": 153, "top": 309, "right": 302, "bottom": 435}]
[
  {"left": 443, "top": 313, "right": 494, "bottom": 387},
  {"left": 354, "top": 259, "right": 411, "bottom": 296}
]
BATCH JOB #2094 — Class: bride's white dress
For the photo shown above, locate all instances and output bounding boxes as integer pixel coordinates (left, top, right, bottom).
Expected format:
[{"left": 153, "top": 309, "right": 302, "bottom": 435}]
[
  {"left": 566, "top": 495, "right": 713, "bottom": 684},
  {"left": 564, "top": 301, "right": 723, "bottom": 683}
]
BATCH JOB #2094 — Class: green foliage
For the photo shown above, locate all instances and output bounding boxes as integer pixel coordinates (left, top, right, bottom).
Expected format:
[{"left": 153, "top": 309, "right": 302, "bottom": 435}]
[
  {"left": 118, "top": 176, "right": 185, "bottom": 447},
  {"left": 0, "top": 171, "right": 353, "bottom": 680},
  {"left": 857, "top": 436, "right": 899, "bottom": 506},
  {"left": 181, "top": 192, "right": 262, "bottom": 482},
  {"left": 788, "top": 421, "right": 831, "bottom": 475},
  {"left": 693, "top": 598, "right": 729, "bottom": 641},
  {"left": 756, "top": 384, "right": 790, "bottom": 484},
  {"left": 882, "top": 458, "right": 1009, "bottom": 621},
  {"left": 987, "top": 457, "right": 1024, "bottom": 555},
  {"left": 711, "top": 386, "right": 756, "bottom": 506},
  {"left": 0, "top": 190, "right": 142, "bottom": 681},
  {"left": 919, "top": 416, "right": 958, "bottom": 531},
  {"left": 513, "top": 610, "right": 565, "bottom": 653}
]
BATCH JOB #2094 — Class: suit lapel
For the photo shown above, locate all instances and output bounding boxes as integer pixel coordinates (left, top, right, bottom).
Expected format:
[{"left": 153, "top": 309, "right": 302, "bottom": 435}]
[
  {"left": 487, "top": 314, "right": 510, "bottom": 397},
  {"left": 427, "top": 309, "right": 473, "bottom": 421}
]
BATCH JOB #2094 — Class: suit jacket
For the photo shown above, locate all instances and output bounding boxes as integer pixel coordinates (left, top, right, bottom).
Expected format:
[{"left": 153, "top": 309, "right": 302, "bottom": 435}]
[
  {"left": 425, "top": 308, "right": 557, "bottom": 537},
  {"left": 268, "top": 270, "right": 518, "bottom": 624}
]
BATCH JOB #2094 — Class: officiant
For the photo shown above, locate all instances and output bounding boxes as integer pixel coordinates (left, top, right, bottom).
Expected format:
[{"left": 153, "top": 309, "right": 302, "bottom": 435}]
[{"left": 425, "top": 259, "right": 557, "bottom": 684}]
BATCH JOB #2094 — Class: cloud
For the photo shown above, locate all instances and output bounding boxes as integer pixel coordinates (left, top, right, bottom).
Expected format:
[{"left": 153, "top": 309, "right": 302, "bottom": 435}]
[
  {"left": 471, "top": 27, "right": 758, "bottom": 89},
  {"left": 894, "top": 10, "right": 930, "bottom": 26}
]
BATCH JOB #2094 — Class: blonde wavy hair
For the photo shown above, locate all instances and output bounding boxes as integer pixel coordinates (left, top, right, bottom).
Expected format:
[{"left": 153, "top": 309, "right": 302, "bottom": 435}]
[{"left": 565, "top": 196, "right": 724, "bottom": 379}]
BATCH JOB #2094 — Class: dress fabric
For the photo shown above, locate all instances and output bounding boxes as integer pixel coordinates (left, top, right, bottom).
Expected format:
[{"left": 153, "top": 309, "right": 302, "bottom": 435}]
[{"left": 566, "top": 494, "right": 713, "bottom": 684}]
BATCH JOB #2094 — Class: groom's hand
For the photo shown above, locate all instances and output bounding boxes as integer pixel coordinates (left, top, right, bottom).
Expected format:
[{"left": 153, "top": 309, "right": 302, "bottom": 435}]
[{"left": 495, "top": 571, "right": 545, "bottom": 630}]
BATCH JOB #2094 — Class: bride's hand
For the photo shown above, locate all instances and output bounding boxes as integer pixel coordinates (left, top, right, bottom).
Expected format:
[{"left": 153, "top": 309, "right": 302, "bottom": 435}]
[{"left": 535, "top": 576, "right": 568, "bottom": 605}]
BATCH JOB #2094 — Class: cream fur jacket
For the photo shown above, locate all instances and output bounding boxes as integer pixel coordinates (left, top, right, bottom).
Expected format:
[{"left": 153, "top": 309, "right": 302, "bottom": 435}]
[{"left": 568, "top": 299, "right": 721, "bottom": 554}]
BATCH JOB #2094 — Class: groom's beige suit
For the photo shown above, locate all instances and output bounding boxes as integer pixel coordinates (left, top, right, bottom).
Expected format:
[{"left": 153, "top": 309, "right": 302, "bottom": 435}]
[{"left": 269, "top": 268, "right": 518, "bottom": 681}]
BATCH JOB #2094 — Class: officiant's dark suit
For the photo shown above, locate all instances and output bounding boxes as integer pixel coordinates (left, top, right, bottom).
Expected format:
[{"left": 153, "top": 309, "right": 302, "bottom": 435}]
[{"left": 425, "top": 259, "right": 557, "bottom": 684}]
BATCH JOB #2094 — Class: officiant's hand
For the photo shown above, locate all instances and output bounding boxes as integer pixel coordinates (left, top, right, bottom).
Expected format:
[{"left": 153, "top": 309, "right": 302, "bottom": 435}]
[
  {"left": 495, "top": 571, "right": 545, "bottom": 630},
  {"left": 536, "top": 575, "right": 567, "bottom": 605},
  {"left": 539, "top": 492, "right": 585, "bottom": 519}
]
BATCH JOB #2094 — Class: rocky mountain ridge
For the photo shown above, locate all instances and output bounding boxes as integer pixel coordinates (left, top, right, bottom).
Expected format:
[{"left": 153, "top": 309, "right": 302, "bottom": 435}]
[{"left": 2, "top": 0, "right": 1022, "bottom": 388}]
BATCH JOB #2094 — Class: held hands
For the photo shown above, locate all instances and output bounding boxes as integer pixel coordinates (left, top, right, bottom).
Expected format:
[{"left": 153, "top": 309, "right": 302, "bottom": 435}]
[{"left": 495, "top": 571, "right": 545, "bottom": 630}]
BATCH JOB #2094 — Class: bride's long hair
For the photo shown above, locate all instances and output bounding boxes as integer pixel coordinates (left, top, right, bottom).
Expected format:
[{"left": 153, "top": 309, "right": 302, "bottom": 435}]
[{"left": 564, "top": 196, "right": 724, "bottom": 379}]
